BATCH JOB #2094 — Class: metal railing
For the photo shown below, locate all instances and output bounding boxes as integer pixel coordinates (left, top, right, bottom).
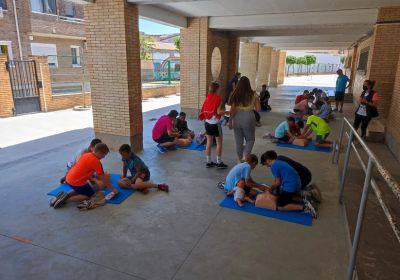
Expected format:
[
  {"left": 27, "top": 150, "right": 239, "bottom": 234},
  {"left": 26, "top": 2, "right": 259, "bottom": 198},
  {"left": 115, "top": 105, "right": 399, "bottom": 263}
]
[{"left": 332, "top": 117, "right": 400, "bottom": 280}]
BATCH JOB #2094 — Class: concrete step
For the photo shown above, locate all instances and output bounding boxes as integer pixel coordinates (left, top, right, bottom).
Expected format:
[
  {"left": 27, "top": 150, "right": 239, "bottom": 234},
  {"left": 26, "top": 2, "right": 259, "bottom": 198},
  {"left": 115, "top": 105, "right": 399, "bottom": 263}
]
[{"left": 367, "top": 119, "right": 385, "bottom": 143}]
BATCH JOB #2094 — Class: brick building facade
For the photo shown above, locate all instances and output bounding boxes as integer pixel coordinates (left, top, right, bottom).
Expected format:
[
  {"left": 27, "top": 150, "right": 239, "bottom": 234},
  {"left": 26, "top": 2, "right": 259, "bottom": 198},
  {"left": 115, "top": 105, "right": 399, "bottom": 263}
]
[{"left": 0, "top": 0, "right": 90, "bottom": 117}]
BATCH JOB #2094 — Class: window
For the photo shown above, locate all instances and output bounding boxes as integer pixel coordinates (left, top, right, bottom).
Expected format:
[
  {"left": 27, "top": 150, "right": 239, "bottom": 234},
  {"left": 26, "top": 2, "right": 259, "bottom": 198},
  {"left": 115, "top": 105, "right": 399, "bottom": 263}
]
[
  {"left": 64, "top": 2, "right": 75, "bottom": 18},
  {"left": 0, "top": 0, "right": 7, "bottom": 10},
  {"left": 71, "top": 46, "right": 81, "bottom": 66},
  {"left": 0, "top": 41, "right": 13, "bottom": 60},
  {"left": 31, "top": 43, "right": 58, "bottom": 67},
  {"left": 357, "top": 48, "right": 369, "bottom": 72},
  {"left": 31, "top": 0, "right": 57, "bottom": 15}
]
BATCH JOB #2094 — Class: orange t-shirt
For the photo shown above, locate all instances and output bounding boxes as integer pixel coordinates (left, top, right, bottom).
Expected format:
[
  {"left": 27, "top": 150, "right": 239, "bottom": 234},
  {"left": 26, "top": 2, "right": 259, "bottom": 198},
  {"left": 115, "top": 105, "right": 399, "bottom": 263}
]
[{"left": 66, "top": 153, "right": 104, "bottom": 187}]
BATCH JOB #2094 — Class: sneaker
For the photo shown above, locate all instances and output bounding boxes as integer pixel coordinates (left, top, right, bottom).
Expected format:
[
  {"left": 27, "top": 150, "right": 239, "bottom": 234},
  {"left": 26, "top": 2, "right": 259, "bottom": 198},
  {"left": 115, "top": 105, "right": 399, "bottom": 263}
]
[
  {"left": 77, "top": 192, "right": 106, "bottom": 210},
  {"left": 60, "top": 176, "right": 66, "bottom": 184},
  {"left": 206, "top": 161, "right": 216, "bottom": 168},
  {"left": 158, "top": 184, "right": 169, "bottom": 193},
  {"left": 310, "top": 184, "right": 322, "bottom": 203},
  {"left": 53, "top": 192, "right": 69, "bottom": 209},
  {"left": 216, "top": 162, "right": 228, "bottom": 169},
  {"left": 156, "top": 144, "right": 167, "bottom": 153},
  {"left": 217, "top": 181, "right": 225, "bottom": 190},
  {"left": 50, "top": 191, "right": 65, "bottom": 207},
  {"left": 303, "top": 199, "right": 318, "bottom": 219}
]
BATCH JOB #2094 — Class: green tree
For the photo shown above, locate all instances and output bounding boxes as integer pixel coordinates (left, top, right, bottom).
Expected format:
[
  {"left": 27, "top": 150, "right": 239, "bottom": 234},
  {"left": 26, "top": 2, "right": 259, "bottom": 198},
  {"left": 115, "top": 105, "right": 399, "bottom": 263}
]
[
  {"left": 174, "top": 36, "right": 180, "bottom": 51},
  {"left": 140, "top": 35, "right": 155, "bottom": 60},
  {"left": 340, "top": 56, "right": 346, "bottom": 64},
  {"left": 304, "top": 54, "right": 317, "bottom": 74},
  {"left": 285, "top": 55, "right": 297, "bottom": 75},
  {"left": 296, "top": 56, "right": 307, "bottom": 73}
]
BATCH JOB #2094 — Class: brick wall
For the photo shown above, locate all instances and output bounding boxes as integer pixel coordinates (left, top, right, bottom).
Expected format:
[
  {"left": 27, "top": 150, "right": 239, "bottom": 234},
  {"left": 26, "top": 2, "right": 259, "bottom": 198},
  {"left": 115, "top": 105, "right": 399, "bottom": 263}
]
[
  {"left": 386, "top": 54, "right": 400, "bottom": 161},
  {"left": 238, "top": 42, "right": 259, "bottom": 89},
  {"left": 269, "top": 50, "right": 280, "bottom": 87},
  {"left": 0, "top": 55, "right": 14, "bottom": 117},
  {"left": 85, "top": 0, "right": 143, "bottom": 151},
  {"left": 180, "top": 17, "right": 235, "bottom": 116},
  {"left": 277, "top": 51, "right": 287, "bottom": 85},
  {"left": 256, "top": 46, "right": 272, "bottom": 90},
  {"left": 377, "top": 6, "right": 400, "bottom": 22}
]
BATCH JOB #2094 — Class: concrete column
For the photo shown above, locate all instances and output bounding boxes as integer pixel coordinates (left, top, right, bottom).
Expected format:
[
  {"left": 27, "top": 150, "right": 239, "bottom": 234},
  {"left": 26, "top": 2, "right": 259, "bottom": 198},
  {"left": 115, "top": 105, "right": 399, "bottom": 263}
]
[
  {"left": 277, "top": 51, "right": 287, "bottom": 85},
  {"left": 0, "top": 55, "right": 14, "bottom": 117},
  {"left": 85, "top": 0, "right": 143, "bottom": 151},
  {"left": 238, "top": 42, "right": 259, "bottom": 89},
  {"left": 269, "top": 50, "right": 280, "bottom": 87},
  {"left": 180, "top": 18, "right": 236, "bottom": 116},
  {"left": 256, "top": 46, "right": 272, "bottom": 90}
]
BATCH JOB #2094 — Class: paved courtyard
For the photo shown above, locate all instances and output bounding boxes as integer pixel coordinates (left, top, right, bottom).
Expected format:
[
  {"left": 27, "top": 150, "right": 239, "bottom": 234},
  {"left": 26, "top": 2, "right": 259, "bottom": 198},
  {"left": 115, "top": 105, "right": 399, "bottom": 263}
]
[{"left": 0, "top": 77, "right": 354, "bottom": 280}]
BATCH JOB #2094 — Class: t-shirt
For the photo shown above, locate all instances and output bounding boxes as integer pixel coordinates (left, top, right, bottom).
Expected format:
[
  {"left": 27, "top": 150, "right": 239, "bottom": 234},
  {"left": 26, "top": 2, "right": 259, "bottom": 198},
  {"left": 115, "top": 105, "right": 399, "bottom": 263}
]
[
  {"left": 260, "top": 90, "right": 270, "bottom": 102},
  {"left": 225, "top": 162, "right": 252, "bottom": 192},
  {"left": 67, "top": 147, "right": 88, "bottom": 169},
  {"left": 275, "top": 121, "right": 289, "bottom": 138},
  {"left": 356, "top": 91, "right": 379, "bottom": 117},
  {"left": 152, "top": 115, "right": 173, "bottom": 140},
  {"left": 306, "top": 115, "right": 330, "bottom": 136},
  {"left": 176, "top": 119, "right": 189, "bottom": 133},
  {"left": 335, "top": 75, "right": 349, "bottom": 93},
  {"left": 295, "top": 95, "right": 306, "bottom": 104},
  {"left": 293, "top": 99, "right": 309, "bottom": 117},
  {"left": 319, "top": 103, "right": 331, "bottom": 119},
  {"left": 123, "top": 153, "right": 149, "bottom": 177},
  {"left": 277, "top": 155, "right": 312, "bottom": 189},
  {"left": 66, "top": 153, "right": 104, "bottom": 187},
  {"left": 270, "top": 160, "right": 301, "bottom": 193}
]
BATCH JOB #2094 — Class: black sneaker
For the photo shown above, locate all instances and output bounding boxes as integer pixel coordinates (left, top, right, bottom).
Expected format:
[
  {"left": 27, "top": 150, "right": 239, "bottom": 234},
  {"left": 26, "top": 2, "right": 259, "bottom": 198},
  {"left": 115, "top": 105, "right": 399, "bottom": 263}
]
[
  {"left": 49, "top": 191, "right": 65, "bottom": 207},
  {"left": 53, "top": 192, "right": 69, "bottom": 209},
  {"left": 216, "top": 162, "right": 228, "bottom": 169},
  {"left": 206, "top": 162, "right": 216, "bottom": 168},
  {"left": 60, "top": 176, "right": 66, "bottom": 184}
]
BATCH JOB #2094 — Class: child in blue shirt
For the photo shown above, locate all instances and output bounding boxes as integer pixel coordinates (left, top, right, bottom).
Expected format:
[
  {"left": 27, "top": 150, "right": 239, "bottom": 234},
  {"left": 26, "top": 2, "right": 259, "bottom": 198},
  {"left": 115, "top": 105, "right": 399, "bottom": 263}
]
[
  {"left": 260, "top": 150, "right": 317, "bottom": 218},
  {"left": 118, "top": 144, "right": 169, "bottom": 194}
]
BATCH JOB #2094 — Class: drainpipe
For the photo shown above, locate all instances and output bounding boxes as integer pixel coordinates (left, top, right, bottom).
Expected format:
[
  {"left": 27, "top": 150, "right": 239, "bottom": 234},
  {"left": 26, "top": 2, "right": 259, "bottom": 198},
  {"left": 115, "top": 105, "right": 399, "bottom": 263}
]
[{"left": 12, "top": 0, "right": 23, "bottom": 60}]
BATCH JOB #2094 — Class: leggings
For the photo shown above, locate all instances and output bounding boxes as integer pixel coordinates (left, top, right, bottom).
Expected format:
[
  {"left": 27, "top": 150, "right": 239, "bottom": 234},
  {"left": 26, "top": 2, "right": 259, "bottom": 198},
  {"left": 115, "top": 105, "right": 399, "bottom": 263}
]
[
  {"left": 353, "top": 114, "right": 371, "bottom": 138},
  {"left": 233, "top": 111, "right": 256, "bottom": 159}
]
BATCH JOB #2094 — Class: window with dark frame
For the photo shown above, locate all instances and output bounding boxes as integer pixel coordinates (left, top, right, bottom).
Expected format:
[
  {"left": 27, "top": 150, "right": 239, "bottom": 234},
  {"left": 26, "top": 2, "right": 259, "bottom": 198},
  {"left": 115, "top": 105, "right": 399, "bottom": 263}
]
[
  {"left": 30, "top": 0, "right": 57, "bottom": 15},
  {"left": 64, "top": 2, "right": 75, "bottom": 18},
  {"left": 0, "top": 0, "right": 7, "bottom": 10},
  {"left": 71, "top": 46, "right": 81, "bottom": 66},
  {"left": 357, "top": 48, "right": 369, "bottom": 72}
]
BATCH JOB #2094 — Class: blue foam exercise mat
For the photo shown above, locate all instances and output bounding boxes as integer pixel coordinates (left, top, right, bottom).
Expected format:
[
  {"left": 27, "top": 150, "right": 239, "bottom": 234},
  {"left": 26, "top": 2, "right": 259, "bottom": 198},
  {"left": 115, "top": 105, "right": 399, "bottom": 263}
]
[
  {"left": 177, "top": 141, "right": 206, "bottom": 151},
  {"left": 47, "top": 174, "right": 135, "bottom": 204},
  {"left": 219, "top": 196, "right": 312, "bottom": 226},
  {"left": 276, "top": 140, "right": 331, "bottom": 153}
]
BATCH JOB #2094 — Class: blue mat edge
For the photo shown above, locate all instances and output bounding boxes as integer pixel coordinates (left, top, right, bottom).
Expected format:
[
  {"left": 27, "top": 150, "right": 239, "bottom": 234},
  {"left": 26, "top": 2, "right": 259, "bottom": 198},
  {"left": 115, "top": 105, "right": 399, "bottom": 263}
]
[
  {"left": 219, "top": 196, "right": 312, "bottom": 226},
  {"left": 276, "top": 140, "right": 331, "bottom": 153}
]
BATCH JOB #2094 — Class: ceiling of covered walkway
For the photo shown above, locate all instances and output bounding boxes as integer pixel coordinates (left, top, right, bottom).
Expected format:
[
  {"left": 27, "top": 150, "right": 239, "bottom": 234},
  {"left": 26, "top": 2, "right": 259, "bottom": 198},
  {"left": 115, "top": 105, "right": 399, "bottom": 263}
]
[{"left": 129, "top": 0, "right": 400, "bottom": 51}]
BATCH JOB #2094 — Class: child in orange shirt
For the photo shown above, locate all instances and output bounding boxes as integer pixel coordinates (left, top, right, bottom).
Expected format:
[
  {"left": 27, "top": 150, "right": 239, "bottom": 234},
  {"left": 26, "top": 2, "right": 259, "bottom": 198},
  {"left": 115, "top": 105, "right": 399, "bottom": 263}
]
[{"left": 50, "top": 143, "right": 118, "bottom": 209}]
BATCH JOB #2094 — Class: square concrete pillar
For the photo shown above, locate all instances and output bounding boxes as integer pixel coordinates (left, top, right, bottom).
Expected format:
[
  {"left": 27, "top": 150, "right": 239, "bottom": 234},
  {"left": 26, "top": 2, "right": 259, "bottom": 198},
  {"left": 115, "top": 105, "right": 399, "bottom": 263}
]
[
  {"left": 277, "top": 51, "right": 287, "bottom": 85},
  {"left": 238, "top": 42, "right": 259, "bottom": 89},
  {"left": 269, "top": 50, "right": 280, "bottom": 87},
  {"left": 256, "top": 46, "right": 272, "bottom": 90},
  {"left": 180, "top": 17, "right": 237, "bottom": 116},
  {"left": 85, "top": 0, "right": 143, "bottom": 151}
]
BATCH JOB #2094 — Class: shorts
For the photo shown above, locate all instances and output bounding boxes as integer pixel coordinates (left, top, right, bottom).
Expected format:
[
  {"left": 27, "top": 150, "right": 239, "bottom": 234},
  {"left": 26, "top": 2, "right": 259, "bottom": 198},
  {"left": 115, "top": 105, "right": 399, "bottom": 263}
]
[
  {"left": 205, "top": 122, "right": 222, "bottom": 137},
  {"left": 316, "top": 133, "right": 329, "bottom": 144},
  {"left": 130, "top": 169, "right": 150, "bottom": 182},
  {"left": 154, "top": 134, "right": 175, "bottom": 144},
  {"left": 335, "top": 91, "right": 345, "bottom": 101},
  {"left": 277, "top": 135, "right": 290, "bottom": 143},
  {"left": 277, "top": 191, "right": 296, "bottom": 207},
  {"left": 69, "top": 183, "right": 95, "bottom": 197}
]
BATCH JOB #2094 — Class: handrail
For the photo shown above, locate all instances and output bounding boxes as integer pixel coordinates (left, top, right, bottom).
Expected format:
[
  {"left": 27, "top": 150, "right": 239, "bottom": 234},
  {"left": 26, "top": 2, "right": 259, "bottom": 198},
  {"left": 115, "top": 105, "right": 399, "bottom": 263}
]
[{"left": 332, "top": 117, "right": 400, "bottom": 280}]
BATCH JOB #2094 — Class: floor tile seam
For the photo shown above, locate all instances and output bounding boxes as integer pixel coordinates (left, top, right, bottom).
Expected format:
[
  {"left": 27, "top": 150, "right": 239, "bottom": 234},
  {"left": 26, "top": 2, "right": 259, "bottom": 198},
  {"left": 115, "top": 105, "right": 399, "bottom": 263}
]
[
  {"left": 0, "top": 232, "right": 147, "bottom": 280},
  {"left": 169, "top": 207, "right": 222, "bottom": 280}
]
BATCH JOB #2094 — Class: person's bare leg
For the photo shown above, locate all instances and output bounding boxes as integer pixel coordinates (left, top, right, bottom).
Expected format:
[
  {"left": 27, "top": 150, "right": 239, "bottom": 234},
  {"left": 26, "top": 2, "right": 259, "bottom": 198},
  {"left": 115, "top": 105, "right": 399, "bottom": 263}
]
[
  {"left": 339, "top": 100, "right": 344, "bottom": 112},
  {"left": 205, "top": 135, "right": 213, "bottom": 158},
  {"left": 132, "top": 178, "right": 158, "bottom": 189},
  {"left": 235, "top": 198, "right": 244, "bottom": 207},
  {"left": 277, "top": 203, "right": 303, "bottom": 211},
  {"left": 244, "top": 196, "right": 255, "bottom": 204},
  {"left": 160, "top": 141, "right": 176, "bottom": 148},
  {"left": 315, "top": 141, "right": 332, "bottom": 148},
  {"left": 118, "top": 178, "right": 132, "bottom": 188},
  {"left": 67, "top": 194, "right": 90, "bottom": 203},
  {"left": 335, "top": 100, "right": 339, "bottom": 110},
  {"left": 216, "top": 136, "right": 222, "bottom": 157},
  {"left": 175, "top": 138, "right": 191, "bottom": 147}
]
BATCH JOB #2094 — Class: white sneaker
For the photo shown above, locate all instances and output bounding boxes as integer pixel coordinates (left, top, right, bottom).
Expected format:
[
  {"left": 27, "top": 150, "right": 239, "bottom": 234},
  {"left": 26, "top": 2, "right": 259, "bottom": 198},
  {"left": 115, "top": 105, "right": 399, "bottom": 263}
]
[{"left": 304, "top": 199, "right": 318, "bottom": 219}]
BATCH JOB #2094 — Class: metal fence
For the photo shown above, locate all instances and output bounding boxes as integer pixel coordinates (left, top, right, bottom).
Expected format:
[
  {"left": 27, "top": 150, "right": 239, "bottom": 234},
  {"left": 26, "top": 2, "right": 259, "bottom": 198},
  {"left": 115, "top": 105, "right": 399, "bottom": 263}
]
[
  {"left": 332, "top": 117, "right": 400, "bottom": 280},
  {"left": 141, "top": 58, "right": 180, "bottom": 84},
  {"left": 286, "top": 63, "right": 343, "bottom": 76}
]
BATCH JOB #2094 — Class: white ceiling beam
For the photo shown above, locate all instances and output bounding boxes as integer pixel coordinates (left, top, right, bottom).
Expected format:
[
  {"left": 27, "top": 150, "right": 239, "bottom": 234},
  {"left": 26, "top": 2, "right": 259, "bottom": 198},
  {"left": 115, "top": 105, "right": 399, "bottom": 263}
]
[
  {"left": 259, "top": 42, "right": 352, "bottom": 49},
  {"left": 248, "top": 34, "right": 360, "bottom": 44},
  {"left": 209, "top": 9, "right": 378, "bottom": 30},
  {"left": 138, "top": 4, "right": 187, "bottom": 28}
]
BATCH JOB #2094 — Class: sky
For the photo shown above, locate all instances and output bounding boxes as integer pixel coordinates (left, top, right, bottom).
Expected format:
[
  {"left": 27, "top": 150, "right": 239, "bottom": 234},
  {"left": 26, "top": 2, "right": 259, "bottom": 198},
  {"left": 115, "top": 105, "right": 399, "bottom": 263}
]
[{"left": 139, "top": 19, "right": 180, "bottom": 35}]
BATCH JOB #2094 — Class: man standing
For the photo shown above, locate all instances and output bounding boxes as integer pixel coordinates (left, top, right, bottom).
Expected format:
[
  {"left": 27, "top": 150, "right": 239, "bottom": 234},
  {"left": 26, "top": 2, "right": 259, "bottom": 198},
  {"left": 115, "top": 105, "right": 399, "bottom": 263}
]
[
  {"left": 334, "top": 69, "right": 350, "bottom": 113},
  {"left": 225, "top": 72, "right": 241, "bottom": 103}
]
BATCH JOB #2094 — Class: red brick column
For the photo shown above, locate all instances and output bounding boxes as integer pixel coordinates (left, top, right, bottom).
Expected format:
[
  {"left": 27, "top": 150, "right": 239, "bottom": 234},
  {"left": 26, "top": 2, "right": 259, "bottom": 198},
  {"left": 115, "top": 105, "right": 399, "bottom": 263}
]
[
  {"left": 0, "top": 55, "right": 14, "bottom": 117},
  {"left": 256, "top": 46, "right": 272, "bottom": 90},
  {"left": 85, "top": 0, "right": 143, "bottom": 151}
]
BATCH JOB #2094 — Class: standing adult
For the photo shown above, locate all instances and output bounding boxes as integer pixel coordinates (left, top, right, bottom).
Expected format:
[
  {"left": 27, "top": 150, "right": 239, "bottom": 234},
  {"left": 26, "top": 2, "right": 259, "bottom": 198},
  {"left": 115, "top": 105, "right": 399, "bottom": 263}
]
[
  {"left": 228, "top": 76, "right": 260, "bottom": 162},
  {"left": 225, "top": 72, "right": 241, "bottom": 104},
  {"left": 334, "top": 69, "right": 350, "bottom": 113},
  {"left": 353, "top": 80, "right": 379, "bottom": 139}
]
